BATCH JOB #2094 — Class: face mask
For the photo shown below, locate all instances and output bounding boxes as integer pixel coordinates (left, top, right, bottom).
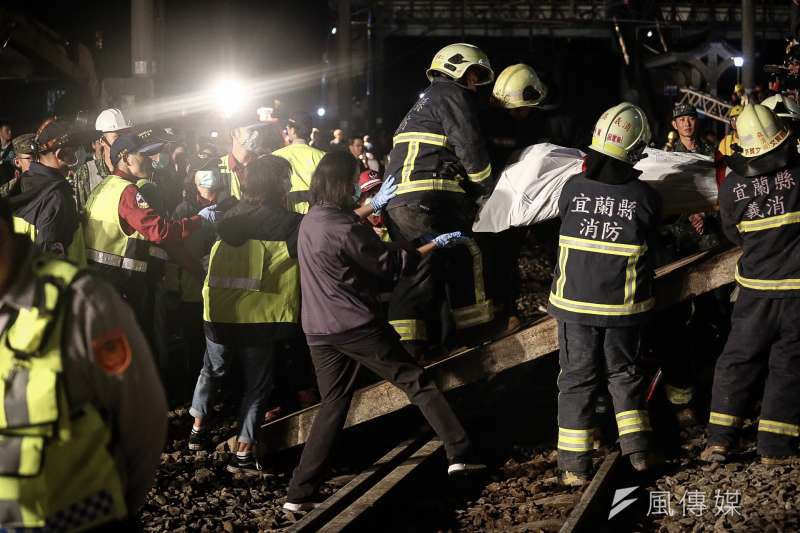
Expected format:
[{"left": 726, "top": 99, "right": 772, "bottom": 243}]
[
  {"left": 195, "top": 170, "right": 220, "bottom": 189},
  {"left": 352, "top": 182, "right": 362, "bottom": 203}
]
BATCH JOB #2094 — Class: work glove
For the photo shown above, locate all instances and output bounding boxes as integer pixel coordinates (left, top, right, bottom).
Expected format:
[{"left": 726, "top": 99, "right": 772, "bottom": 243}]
[
  {"left": 198, "top": 204, "right": 221, "bottom": 223},
  {"left": 432, "top": 231, "right": 469, "bottom": 249},
  {"left": 369, "top": 175, "right": 397, "bottom": 212}
]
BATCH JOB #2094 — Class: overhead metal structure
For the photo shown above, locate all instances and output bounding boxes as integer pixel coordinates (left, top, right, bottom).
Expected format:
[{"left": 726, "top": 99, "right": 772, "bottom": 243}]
[
  {"left": 676, "top": 88, "right": 733, "bottom": 124},
  {"left": 359, "top": 0, "right": 791, "bottom": 39}
]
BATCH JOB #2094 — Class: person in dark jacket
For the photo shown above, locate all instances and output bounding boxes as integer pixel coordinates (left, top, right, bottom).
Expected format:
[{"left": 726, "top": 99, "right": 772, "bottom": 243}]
[
  {"left": 6, "top": 118, "right": 83, "bottom": 260},
  {"left": 549, "top": 103, "right": 662, "bottom": 486},
  {"left": 702, "top": 104, "right": 800, "bottom": 465},
  {"left": 283, "top": 151, "right": 485, "bottom": 512},
  {"left": 383, "top": 43, "right": 496, "bottom": 359}
]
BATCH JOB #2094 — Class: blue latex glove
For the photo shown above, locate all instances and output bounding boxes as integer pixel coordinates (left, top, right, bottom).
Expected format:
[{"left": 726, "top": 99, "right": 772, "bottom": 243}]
[
  {"left": 369, "top": 175, "right": 397, "bottom": 212},
  {"left": 432, "top": 231, "right": 468, "bottom": 249},
  {"left": 198, "top": 204, "right": 220, "bottom": 223}
]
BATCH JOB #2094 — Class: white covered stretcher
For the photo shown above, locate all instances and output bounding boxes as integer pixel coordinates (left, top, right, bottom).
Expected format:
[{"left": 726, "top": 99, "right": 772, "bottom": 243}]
[{"left": 473, "top": 143, "right": 721, "bottom": 233}]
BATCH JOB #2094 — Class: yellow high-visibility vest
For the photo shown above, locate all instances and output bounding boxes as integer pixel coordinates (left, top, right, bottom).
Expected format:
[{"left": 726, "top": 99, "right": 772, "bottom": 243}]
[
  {"left": 11, "top": 216, "right": 87, "bottom": 268},
  {"left": 0, "top": 257, "right": 127, "bottom": 529},
  {"left": 273, "top": 142, "right": 326, "bottom": 214},
  {"left": 83, "top": 175, "right": 167, "bottom": 273},
  {"left": 203, "top": 239, "right": 300, "bottom": 325}
]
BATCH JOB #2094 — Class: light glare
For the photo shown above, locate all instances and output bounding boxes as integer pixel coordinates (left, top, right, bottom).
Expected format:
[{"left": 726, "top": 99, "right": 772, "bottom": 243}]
[
  {"left": 211, "top": 77, "right": 246, "bottom": 118},
  {"left": 733, "top": 56, "right": 744, "bottom": 67},
  {"left": 317, "top": 107, "right": 326, "bottom": 117}
]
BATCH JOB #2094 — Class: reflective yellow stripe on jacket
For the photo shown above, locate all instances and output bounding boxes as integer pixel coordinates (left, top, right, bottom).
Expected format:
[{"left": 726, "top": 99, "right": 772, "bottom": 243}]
[
  {"left": 549, "top": 235, "right": 653, "bottom": 316},
  {"left": 736, "top": 210, "right": 800, "bottom": 233},
  {"left": 735, "top": 265, "right": 800, "bottom": 291}
]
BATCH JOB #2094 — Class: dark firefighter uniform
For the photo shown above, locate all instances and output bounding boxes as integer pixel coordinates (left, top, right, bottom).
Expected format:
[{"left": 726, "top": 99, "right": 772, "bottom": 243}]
[
  {"left": 548, "top": 171, "right": 661, "bottom": 474},
  {"left": 709, "top": 130, "right": 800, "bottom": 459},
  {"left": 384, "top": 76, "right": 494, "bottom": 351}
]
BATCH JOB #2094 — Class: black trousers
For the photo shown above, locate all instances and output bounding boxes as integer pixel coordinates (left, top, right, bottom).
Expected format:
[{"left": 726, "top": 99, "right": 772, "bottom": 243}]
[
  {"left": 649, "top": 301, "right": 694, "bottom": 406},
  {"left": 286, "top": 326, "right": 472, "bottom": 502},
  {"left": 708, "top": 293, "right": 800, "bottom": 457},
  {"left": 385, "top": 203, "right": 493, "bottom": 352},
  {"left": 556, "top": 321, "right": 652, "bottom": 473}
]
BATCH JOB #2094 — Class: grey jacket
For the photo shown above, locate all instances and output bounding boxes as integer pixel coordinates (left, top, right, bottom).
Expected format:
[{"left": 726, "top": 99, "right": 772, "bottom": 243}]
[{"left": 298, "top": 203, "right": 420, "bottom": 343}]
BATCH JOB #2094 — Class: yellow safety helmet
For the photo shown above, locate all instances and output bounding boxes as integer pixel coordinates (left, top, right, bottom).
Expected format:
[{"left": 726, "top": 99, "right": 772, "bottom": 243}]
[
  {"left": 736, "top": 103, "right": 790, "bottom": 158},
  {"left": 589, "top": 102, "right": 651, "bottom": 164},
  {"left": 734, "top": 83, "right": 745, "bottom": 96},
  {"left": 492, "top": 64, "right": 548, "bottom": 109},
  {"left": 728, "top": 105, "right": 744, "bottom": 119},
  {"left": 426, "top": 43, "right": 494, "bottom": 85}
]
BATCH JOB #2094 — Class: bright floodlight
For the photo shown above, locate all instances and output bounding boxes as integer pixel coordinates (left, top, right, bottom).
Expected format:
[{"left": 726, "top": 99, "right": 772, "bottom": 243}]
[
  {"left": 210, "top": 131, "right": 219, "bottom": 138},
  {"left": 419, "top": 92, "right": 425, "bottom": 98},
  {"left": 331, "top": 27, "right": 337, "bottom": 35},
  {"left": 211, "top": 77, "right": 246, "bottom": 118},
  {"left": 733, "top": 56, "right": 744, "bottom": 67},
  {"left": 646, "top": 30, "right": 653, "bottom": 38},
  {"left": 317, "top": 107, "right": 326, "bottom": 117}
]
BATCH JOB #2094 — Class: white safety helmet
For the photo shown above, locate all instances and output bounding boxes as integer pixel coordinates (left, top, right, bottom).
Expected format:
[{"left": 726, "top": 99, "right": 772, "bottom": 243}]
[
  {"left": 492, "top": 64, "right": 548, "bottom": 109},
  {"left": 761, "top": 94, "right": 800, "bottom": 121},
  {"left": 95, "top": 108, "right": 133, "bottom": 133},
  {"left": 735, "top": 104, "right": 790, "bottom": 158},
  {"left": 589, "top": 102, "right": 651, "bottom": 164}
]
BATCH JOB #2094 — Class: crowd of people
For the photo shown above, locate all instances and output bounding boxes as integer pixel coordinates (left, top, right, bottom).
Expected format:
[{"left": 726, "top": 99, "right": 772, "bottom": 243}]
[{"left": 2, "top": 38, "right": 800, "bottom": 528}]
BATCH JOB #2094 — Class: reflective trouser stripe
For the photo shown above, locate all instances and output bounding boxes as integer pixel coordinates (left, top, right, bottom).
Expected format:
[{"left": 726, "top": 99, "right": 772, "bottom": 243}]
[
  {"left": 557, "top": 427, "right": 595, "bottom": 452},
  {"left": 467, "top": 164, "right": 492, "bottom": 183},
  {"left": 393, "top": 132, "right": 448, "bottom": 147},
  {"left": 735, "top": 265, "right": 800, "bottom": 291},
  {"left": 615, "top": 410, "right": 652, "bottom": 436},
  {"left": 389, "top": 319, "right": 428, "bottom": 342},
  {"left": 736, "top": 210, "right": 800, "bottom": 233},
  {"left": 758, "top": 419, "right": 800, "bottom": 437},
  {"left": 395, "top": 178, "right": 465, "bottom": 195},
  {"left": 206, "top": 275, "right": 261, "bottom": 291},
  {"left": 549, "top": 293, "right": 655, "bottom": 316},
  {"left": 708, "top": 411, "right": 744, "bottom": 428},
  {"left": 0, "top": 435, "right": 43, "bottom": 476},
  {"left": 452, "top": 300, "right": 494, "bottom": 329},
  {"left": 86, "top": 249, "right": 148, "bottom": 273},
  {"left": 665, "top": 384, "right": 693, "bottom": 406}
]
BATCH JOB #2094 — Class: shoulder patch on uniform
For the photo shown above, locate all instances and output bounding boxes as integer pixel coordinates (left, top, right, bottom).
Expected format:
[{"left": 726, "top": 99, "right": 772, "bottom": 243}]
[
  {"left": 135, "top": 192, "right": 150, "bottom": 209},
  {"left": 92, "top": 328, "right": 132, "bottom": 376}
]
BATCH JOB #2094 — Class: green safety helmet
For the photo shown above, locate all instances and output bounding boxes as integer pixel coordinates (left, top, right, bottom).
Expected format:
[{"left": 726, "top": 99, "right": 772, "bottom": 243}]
[{"left": 426, "top": 43, "right": 494, "bottom": 85}]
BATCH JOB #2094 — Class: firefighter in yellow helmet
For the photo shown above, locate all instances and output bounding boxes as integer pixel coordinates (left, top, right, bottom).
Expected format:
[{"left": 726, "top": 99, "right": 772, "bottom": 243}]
[
  {"left": 550, "top": 103, "right": 661, "bottom": 486},
  {"left": 718, "top": 105, "right": 743, "bottom": 157},
  {"left": 384, "top": 43, "right": 496, "bottom": 358},
  {"left": 478, "top": 64, "right": 550, "bottom": 334},
  {"left": 702, "top": 104, "right": 800, "bottom": 466},
  {"left": 0, "top": 196, "right": 166, "bottom": 529}
]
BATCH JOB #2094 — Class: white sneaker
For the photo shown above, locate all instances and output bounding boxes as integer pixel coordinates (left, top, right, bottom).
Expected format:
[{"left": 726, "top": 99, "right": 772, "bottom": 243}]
[
  {"left": 447, "top": 462, "right": 487, "bottom": 476},
  {"left": 283, "top": 501, "right": 321, "bottom": 512}
]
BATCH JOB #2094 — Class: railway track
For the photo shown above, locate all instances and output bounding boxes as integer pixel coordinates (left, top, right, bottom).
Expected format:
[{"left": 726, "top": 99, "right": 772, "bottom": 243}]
[{"left": 271, "top": 249, "right": 742, "bottom": 532}]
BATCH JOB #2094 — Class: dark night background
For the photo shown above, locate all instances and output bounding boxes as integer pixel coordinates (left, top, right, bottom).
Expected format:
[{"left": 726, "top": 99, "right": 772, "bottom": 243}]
[{"left": 0, "top": 1, "right": 790, "bottom": 146}]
